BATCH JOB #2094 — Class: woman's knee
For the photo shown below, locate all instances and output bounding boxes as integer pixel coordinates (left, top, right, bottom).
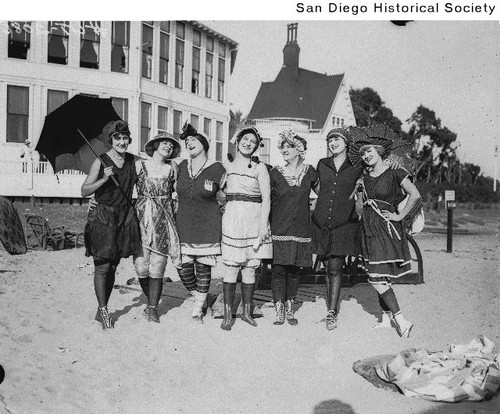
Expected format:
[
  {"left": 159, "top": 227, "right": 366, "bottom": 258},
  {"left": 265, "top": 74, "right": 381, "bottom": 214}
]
[
  {"left": 149, "top": 253, "right": 168, "bottom": 279},
  {"left": 223, "top": 264, "right": 240, "bottom": 283},
  {"left": 133, "top": 255, "right": 150, "bottom": 278},
  {"left": 241, "top": 266, "right": 256, "bottom": 284},
  {"left": 326, "top": 256, "right": 345, "bottom": 277},
  {"left": 271, "top": 264, "right": 287, "bottom": 280}
]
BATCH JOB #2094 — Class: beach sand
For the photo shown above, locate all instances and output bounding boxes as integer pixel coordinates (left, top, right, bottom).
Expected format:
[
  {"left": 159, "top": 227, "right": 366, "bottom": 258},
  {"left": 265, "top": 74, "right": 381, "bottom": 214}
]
[{"left": 0, "top": 220, "right": 499, "bottom": 413}]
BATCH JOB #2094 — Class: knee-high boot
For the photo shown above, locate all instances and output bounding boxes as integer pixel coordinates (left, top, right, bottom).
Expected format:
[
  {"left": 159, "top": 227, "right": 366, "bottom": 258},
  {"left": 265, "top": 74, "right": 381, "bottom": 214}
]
[
  {"left": 221, "top": 282, "right": 236, "bottom": 331},
  {"left": 241, "top": 283, "right": 257, "bottom": 327}
]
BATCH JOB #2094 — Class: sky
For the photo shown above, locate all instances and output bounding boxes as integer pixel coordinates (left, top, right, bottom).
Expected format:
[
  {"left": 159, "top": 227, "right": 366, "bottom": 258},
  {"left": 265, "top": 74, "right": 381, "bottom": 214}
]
[{"left": 203, "top": 20, "right": 500, "bottom": 179}]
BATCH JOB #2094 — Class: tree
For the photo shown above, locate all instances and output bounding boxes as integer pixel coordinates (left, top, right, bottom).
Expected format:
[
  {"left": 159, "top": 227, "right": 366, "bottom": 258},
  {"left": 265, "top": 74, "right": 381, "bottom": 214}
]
[
  {"left": 349, "top": 87, "right": 404, "bottom": 134},
  {"left": 407, "top": 105, "right": 457, "bottom": 182}
]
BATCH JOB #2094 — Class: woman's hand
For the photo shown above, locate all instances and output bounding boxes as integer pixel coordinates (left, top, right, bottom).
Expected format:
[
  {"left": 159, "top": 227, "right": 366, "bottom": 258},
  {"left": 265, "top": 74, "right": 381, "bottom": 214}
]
[
  {"left": 204, "top": 179, "right": 214, "bottom": 192},
  {"left": 256, "top": 225, "right": 270, "bottom": 248},
  {"left": 386, "top": 158, "right": 402, "bottom": 170},
  {"left": 103, "top": 166, "right": 114, "bottom": 181},
  {"left": 88, "top": 197, "right": 98, "bottom": 212},
  {"left": 381, "top": 210, "right": 402, "bottom": 222}
]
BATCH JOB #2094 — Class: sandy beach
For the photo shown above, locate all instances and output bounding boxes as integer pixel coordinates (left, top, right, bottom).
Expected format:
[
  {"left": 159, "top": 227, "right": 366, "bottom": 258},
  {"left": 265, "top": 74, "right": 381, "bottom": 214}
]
[{"left": 1, "top": 213, "right": 499, "bottom": 413}]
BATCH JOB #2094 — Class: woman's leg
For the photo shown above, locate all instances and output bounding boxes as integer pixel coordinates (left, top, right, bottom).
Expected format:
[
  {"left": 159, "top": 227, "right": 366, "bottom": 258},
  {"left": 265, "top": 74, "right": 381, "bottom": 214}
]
[
  {"left": 133, "top": 249, "right": 151, "bottom": 300},
  {"left": 285, "top": 265, "right": 300, "bottom": 326},
  {"left": 371, "top": 282, "right": 413, "bottom": 337},
  {"left": 271, "top": 264, "right": 286, "bottom": 325},
  {"left": 178, "top": 260, "right": 196, "bottom": 293},
  {"left": 192, "top": 262, "right": 212, "bottom": 322},
  {"left": 240, "top": 265, "right": 258, "bottom": 327},
  {"left": 145, "top": 252, "right": 168, "bottom": 323},
  {"left": 374, "top": 291, "right": 393, "bottom": 328},
  {"left": 93, "top": 257, "right": 117, "bottom": 330},
  {"left": 324, "top": 256, "right": 345, "bottom": 330},
  {"left": 221, "top": 265, "right": 239, "bottom": 331}
]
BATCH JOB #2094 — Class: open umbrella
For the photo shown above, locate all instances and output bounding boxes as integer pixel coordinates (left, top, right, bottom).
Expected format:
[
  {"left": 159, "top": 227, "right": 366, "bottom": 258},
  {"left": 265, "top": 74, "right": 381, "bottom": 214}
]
[
  {"left": 347, "top": 124, "right": 413, "bottom": 172},
  {"left": 36, "top": 94, "right": 121, "bottom": 174}
]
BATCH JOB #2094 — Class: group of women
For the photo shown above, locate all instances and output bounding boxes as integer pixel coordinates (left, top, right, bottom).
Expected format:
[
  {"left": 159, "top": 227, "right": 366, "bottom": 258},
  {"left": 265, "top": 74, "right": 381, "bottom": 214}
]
[{"left": 82, "top": 120, "right": 420, "bottom": 339}]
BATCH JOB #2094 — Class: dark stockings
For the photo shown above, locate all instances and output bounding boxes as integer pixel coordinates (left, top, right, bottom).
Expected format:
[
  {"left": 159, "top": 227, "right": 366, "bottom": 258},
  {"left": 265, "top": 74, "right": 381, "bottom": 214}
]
[
  {"left": 148, "top": 278, "right": 163, "bottom": 307},
  {"left": 94, "top": 258, "right": 119, "bottom": 308},
  {"left": 271, "top": 264, "right": 300, "bottom": 303},
  {"left": 379, "top": 288, "right": 400, "bottom": 315},
  {"left": 139, "top": 278, "right": 149, "bottom": 299},
  {"left": 325, "top": 256, "right": 344, "bottom": 312}
]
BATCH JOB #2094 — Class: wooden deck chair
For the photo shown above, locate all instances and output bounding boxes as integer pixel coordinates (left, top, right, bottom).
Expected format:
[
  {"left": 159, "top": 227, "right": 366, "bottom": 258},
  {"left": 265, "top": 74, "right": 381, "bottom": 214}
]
[{"left": 24, "top": 213, "right": 83, "bottom": 250}]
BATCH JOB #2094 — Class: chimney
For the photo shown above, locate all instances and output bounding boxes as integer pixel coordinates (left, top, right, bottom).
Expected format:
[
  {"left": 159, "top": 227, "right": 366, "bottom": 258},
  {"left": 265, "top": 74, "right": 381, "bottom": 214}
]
[{"left": 283, "top": 23, "right": 300, "bottom": 77}]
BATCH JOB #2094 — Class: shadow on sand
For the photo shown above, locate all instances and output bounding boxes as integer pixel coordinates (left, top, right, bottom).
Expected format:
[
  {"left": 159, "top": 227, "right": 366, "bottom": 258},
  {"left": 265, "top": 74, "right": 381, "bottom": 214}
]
[{"left": 111, "top": 281, "right": 186, "bottom": 323}]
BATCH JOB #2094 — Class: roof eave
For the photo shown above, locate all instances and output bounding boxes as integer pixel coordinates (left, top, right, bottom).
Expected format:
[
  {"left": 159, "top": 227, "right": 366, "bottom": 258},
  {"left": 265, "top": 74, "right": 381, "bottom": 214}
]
[{"left": 188, "top": 21, "right": 239, "bottom": 48}]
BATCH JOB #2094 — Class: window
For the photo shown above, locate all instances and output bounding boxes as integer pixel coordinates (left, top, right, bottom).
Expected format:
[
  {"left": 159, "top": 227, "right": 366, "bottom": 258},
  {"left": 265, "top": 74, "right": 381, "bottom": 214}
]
[
  {"left": 142, "top": 22, "right": 153, "bottom": 79},
  {"left": 159, "top": 30, "right": 170, "bottom": 84},
  {"left": 160, "top": 21, "right": 170, "bottom": 32},
  {"left": 191, "top": 30, "right": 201, "bottom": 94},
  {"left": 48, "top": 21, "right": 69, "bottom": 64},
  {"left": 8, "top": 21, "right": 31, "bottom": 60},
  {"left": 173, "top": 110, "right": 182, "bottom": 140},
  {"left": 218, "top": 57, "right": 225, "bottom": 102},
  {"left": 205, "top": 37, "right": 214, "bottom": 98},
  {"left": 6, "top": 85, "right": 29, "bottom": 143},
  {"left": 111, "top": 21, "right": 130, "bottom": 73},
  {"left": 203, "top": 118, "right": 211, "bottom": 140},
  {"left": 80, "top": 21, "right": 100, "bottom": 69},
  {"left": 260, "top": 138, "right": 271, "bottom": 164},
  {"left": 219, "top": 41, "right": 226, "bottom": 58},
  {"left": 341, "top": 118, "right": 345, "bottom": 127},
  {"left": 158, "top": 106, "right": 168, "bottom": 133},
  {"left": 215, "top": 121, "right": 224, "bottom": 161},
  {"left": 175, "top": 22, "right": 185, "bottom": 89},
  {"left": 190, "top": 114, "right": 199, "bottom": 130},
  {"left": 176, "top": 21, "right": 185, "bottom": 39},
  {"left": 112, "top": 97, "right": 128, "bottom": 122},
  {"left": 47, "top": 90, "right": 68, "bottom": 115},
  {"left": 207, "top": 36, "right": 214, "bottom": 53},
  {"left": 218, "top": 42, "right": 226, "bottom": 102},
  {"left": 141, "top": 102, "right": 151, "bottom": 150}
]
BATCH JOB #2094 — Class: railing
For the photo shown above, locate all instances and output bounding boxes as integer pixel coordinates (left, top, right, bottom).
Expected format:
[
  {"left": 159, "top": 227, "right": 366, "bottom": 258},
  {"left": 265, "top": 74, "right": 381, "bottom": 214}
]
[
  {"left": 245, "top": 119, "right": 311, "bottom": 132},
  {"left": 2, "top": 161, "right": 85, "bottom": 175}
]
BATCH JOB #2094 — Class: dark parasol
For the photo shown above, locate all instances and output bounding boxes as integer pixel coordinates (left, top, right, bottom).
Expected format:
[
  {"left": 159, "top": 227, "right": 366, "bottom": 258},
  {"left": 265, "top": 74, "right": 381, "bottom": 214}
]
[{"left": 35, "top": 94, "right": 121, "bottom": 174}]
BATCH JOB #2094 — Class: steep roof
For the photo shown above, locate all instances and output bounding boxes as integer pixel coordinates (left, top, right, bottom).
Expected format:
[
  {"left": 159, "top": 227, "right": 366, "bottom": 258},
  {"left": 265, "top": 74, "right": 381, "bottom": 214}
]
[{"left": 247, "top": 67, "right": 344, "bottom": 129}]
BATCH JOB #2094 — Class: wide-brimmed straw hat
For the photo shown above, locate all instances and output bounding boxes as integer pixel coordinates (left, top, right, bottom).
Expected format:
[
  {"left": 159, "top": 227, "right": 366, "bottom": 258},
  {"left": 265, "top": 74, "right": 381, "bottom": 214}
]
[
  {"left": 347, "top": 124, "right": 397, "bottom": 168},
  {"left": 144, "top": 132, "right": 181, "bottom": 158}
]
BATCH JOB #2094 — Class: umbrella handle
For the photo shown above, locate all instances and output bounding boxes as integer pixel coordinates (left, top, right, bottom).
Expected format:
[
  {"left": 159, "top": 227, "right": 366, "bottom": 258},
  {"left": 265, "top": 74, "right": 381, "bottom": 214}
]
[{"left": 77, "top": 128, "right": 120, "bottom": 188}]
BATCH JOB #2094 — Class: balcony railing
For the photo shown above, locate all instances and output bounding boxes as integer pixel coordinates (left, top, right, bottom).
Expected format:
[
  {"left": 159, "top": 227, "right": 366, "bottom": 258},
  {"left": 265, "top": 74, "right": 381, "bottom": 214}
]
[{"left": 2, "top": 161, "right": 85, "bottom": 176}]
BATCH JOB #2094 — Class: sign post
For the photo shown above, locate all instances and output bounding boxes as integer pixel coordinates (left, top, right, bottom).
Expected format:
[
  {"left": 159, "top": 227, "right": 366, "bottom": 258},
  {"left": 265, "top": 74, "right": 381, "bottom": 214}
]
[{"left": 445, "top": 190, "right": 456, "bottom": 253}]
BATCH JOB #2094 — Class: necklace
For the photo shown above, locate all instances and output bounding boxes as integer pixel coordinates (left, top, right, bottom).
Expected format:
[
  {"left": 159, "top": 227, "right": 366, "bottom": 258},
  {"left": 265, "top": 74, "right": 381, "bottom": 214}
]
[{"left": 189, "top": 158, "right": 208, "bottom": 179}]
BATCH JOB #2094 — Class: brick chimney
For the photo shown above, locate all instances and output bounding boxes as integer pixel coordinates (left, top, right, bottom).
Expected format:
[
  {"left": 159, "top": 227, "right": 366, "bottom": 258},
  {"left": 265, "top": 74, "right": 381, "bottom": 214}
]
[{"left": 283, "top": 23, "right": 300, "bottom": 77}]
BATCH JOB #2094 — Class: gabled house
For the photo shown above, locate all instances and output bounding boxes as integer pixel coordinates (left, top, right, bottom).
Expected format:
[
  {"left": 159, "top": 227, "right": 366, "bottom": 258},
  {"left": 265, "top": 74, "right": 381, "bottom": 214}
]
[{"left": 246, "top": 23, "right": 356, "bottom": 166}]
